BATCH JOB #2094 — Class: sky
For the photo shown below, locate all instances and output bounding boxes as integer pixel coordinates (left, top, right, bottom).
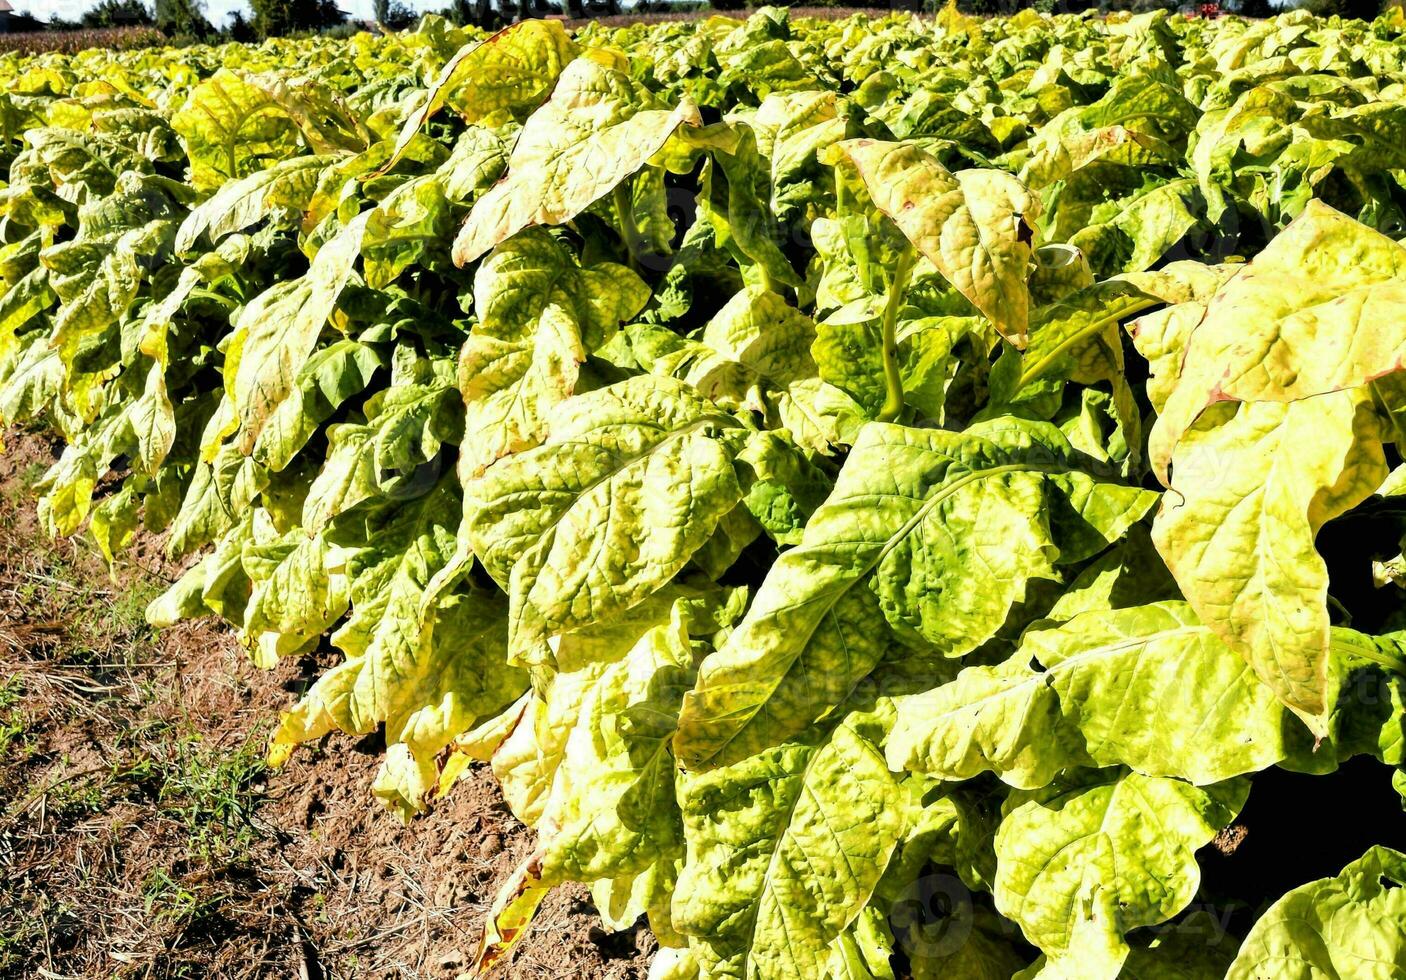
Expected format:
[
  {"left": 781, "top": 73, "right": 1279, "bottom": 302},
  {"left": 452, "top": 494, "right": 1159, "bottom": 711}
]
[{"left": 16, "top": 0, "right": 450, "bottom": 26}]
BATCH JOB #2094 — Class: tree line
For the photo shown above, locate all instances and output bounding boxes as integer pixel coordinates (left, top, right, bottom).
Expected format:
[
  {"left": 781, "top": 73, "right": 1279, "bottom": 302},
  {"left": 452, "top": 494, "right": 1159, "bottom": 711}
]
[
  {"left": 22, "top": 0, "right": 1404, "bottom": 45},
  {"left": 29, "top": 0, "right": 636, "bottom": 41}
]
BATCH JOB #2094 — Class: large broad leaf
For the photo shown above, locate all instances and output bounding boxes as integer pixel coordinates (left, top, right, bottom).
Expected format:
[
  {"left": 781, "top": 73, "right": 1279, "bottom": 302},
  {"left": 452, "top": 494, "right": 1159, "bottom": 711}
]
[
  {"left": 251, "top": 339, "right": 383, "bottom": 472},
  {"left": 631, "top": 286, "right": 867, "bottom": 457},
  {"left": 810, "top": 299, "right": 981, "bottom": 422},
  {"left": 994, "top": 771, "right": 1247, "bottom": 977},
  {"left": 1019, "top": 125, "right": 1177, "bottom": 191},
  {"left": 473, "top": 591, "right": 743, "bottom": 970},
  {"left": 1152, "top": 391, "right": 1389, "bottom": 729},
  {"left": 359, "top": 174, "right": 459, "bottom": 289},
  {"left": 516, "top": 592, "right": 736, "bottom": 845},
  {"left": 1018, "top": 280, "right": 1161, "bottom": 390},
  {"left": 672, "top": 718, "right": 905, "bottom": 980},
  {"left": 675, "top": 417, "right": 1157, "bottom": 769},
  {"left": 167, "top": 437, "right": 268, "bottom": 559},
  {"left": 298, "top": 374, "right": 462, "bottom": 533},
  {"left": 223, "top": 210, "right": 370, "bottom": 454},
  {"left": 268, "top": 479, "right": 527, "bottom": 817},
  {"left": 171, "top": 69, "right": 303, "bottom": 190},
  {"left": 1070, "top": 177, "right": 1202, "bottom": 276},
  {"left": 376, "top": 19, "right": 578, "bottom": 177},
  {"left": 1149, "top": 200, "right": 1406, "bottom": 481},
  {"left": 453, "top": 58, "right": 701, "bottom": 265},
  {"left": 240, "top": 526, "right": 348, "bottom": 667},
  {"left": 888, "top": 601, "right": 1307, "bottom": 789},
  {"left": 657, "top": 285, "right": 818, "bottom": 408},
  {"left": 459, "top": 305, "right": 586, "bottom": 479},
  {"left": 833, "top": 139, "right": 1039, "bottom": 346},
  {"left": 464, "top": 376, "right": 745, "bottom": 667},
  {"left": 1227, "top": 846, "right": 1406, "bottom": 980},
  {"left": 175, "top": 154, "right": 333, "bottom": 253},
  {"left": 459, "top": 229, "right": 649, "bottom": 477},
  {"left": 489, "top": 590, "right": 723, "bottom": 827}
]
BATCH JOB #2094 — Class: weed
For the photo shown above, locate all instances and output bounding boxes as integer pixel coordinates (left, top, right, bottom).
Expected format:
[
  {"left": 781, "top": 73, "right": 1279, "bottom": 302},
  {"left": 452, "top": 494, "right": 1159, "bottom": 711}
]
[
  {"left": 141, "top": 867, "right": 222, "bottom": 925},
  {"left": 158, "top": 734, "right": 268, "bottom": 863}
]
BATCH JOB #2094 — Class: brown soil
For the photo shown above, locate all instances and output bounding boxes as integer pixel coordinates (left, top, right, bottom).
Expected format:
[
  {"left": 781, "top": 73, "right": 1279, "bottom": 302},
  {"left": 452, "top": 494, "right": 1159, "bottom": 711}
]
[{"left": 0, "top": 428, "right": 653, "bottom": 980}]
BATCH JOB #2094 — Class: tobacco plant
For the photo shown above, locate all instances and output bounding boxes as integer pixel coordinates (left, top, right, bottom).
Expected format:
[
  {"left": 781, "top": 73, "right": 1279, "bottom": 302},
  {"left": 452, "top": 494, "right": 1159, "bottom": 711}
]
[{"left": 2, "top": 7, "right": 1406, "bottom": 978}]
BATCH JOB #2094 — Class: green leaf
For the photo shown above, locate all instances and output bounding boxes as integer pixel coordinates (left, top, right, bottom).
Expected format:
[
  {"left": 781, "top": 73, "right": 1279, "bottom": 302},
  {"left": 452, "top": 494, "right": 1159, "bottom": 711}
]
[
  {"left": 240, "top": 526, "right": 348, "bottom": 665},
  {"left": 490, "top": 586, "right": 739, "bottom": 827},
  {"left": 360, "top": 174, "right": 458, "bottom": 290},
  {"left": 673, "top": 718, "right": 905, "bottom": 980},
  {"left": 224, "top": 210, "right": 370, "bottom": 454},
  {"left": 676, "top": 417, "right": 1156, "bottom": 769},
  {"left": 464, "top": 376, "right": 744, "bottom": 667},
  {"left": 1227, "top": 846, "right": 1406, "bottom": 980},
  {"left": 995, "top": 771, "right": 1247, "bottom": 973},
  {"left": 453, "top": 59, "right": 701, "bottom": 265},
  {"left": 168, "top": 439, "right": 267, "bottom": 559},
  {"left": 1018, "top": 280, "right": 1160, "bottom": 390},
  {"left": 537, "top": 602, "right": 696, "bottom": 884},
  {"left": 251, "top": 339, "right": 383, "bottom": 473}
]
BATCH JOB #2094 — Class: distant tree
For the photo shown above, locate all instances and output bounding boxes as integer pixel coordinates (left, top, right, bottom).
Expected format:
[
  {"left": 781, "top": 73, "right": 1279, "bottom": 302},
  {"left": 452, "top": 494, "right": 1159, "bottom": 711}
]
[
  {"left": 476, "top": 0, "right": 504, "bottom": 25},
  {"left": 249, "top": 0, "right": 347, "bottom": 36},
  {"left": 1336, "top": 0, "right": 1386, "bottom": 16},
  {"left": 226, "top": 9, "right": 257, "bottom": 39},
  {"left": 373, "top": 0, "right": 419, "bottom": 27},
  {"left": 439, "top": 0, "right": 499, "bottom": 27},
  {"left": 1296, "top": 0, "right": 1386, "bottom": 16},
  {"left": 155, "top": 0, "right": 214, "bottom": 37},
  {"left": 79, "top": 0, "right": 155, "bottom": 27},
  {"left": 1233, "top": 0, "right": 1274, "bottom": 16}
]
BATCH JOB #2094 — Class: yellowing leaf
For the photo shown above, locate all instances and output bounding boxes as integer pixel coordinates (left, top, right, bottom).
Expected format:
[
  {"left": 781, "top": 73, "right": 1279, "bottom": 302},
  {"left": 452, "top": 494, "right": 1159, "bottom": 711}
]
[
  {"left": 1150, "top": 201, "right": 1406, "bottom": 482},
  {"left": 171, "top": 69, "right": 303, "bottom": 191},
  {"left": 376, "top": 20, "right": 577, "bottom": 178},
  {"left": 224, "top": 210, "right": 370, "bottom": 454},
  {"left": 996, "top": 772, "right": 1246, "bottom": 974},
  {"left": 673, "top": 719, "right": 905, "bottom": 979},
  {"left": 834, "top": 139, "right": 1039, "bottom": 346},
  {"left": 465, "top": 376, "right": 744, "bottom": 667},
  {"left": 887, "top": 601, "right": 1301, "bottom": 789},
  {"left": 1152, "top": 391, "right": 1389, "bottom": 727},
  {"left": 1227, "top": 846, "right": 1406, "bottom": 980},
  {"left": 453, "top": 58, "right": 701, "bottom": 266},
  {"left": 269, "top": 481, "right": 526, "bottom": 816},
  {"left": 459, "top": 230, "right": 649, "bottom": 477},
  {"left": 675, "top": 418, "right": 1156, "bottom": 769}
]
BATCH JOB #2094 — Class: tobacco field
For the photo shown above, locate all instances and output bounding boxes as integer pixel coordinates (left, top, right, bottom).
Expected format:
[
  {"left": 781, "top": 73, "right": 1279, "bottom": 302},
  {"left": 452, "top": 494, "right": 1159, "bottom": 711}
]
[{"left": 2, "top": 6, "right": 1406, "bottom": 978}]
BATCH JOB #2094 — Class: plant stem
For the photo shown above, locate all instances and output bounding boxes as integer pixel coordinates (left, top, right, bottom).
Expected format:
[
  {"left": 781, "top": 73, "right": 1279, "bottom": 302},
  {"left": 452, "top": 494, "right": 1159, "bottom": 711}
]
[
  {"left": 612, "top": 181, "right": 645, "bottom": 274},
  {"left": 877, "top": 244, "right": 916, "bottom": 423}
]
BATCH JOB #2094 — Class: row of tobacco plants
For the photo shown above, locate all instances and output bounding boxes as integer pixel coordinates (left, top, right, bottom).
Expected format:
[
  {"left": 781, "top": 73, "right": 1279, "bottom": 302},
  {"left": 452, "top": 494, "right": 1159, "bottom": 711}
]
[{"left": 2, "top": 6, "right": 1406, "bottom": 978}]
